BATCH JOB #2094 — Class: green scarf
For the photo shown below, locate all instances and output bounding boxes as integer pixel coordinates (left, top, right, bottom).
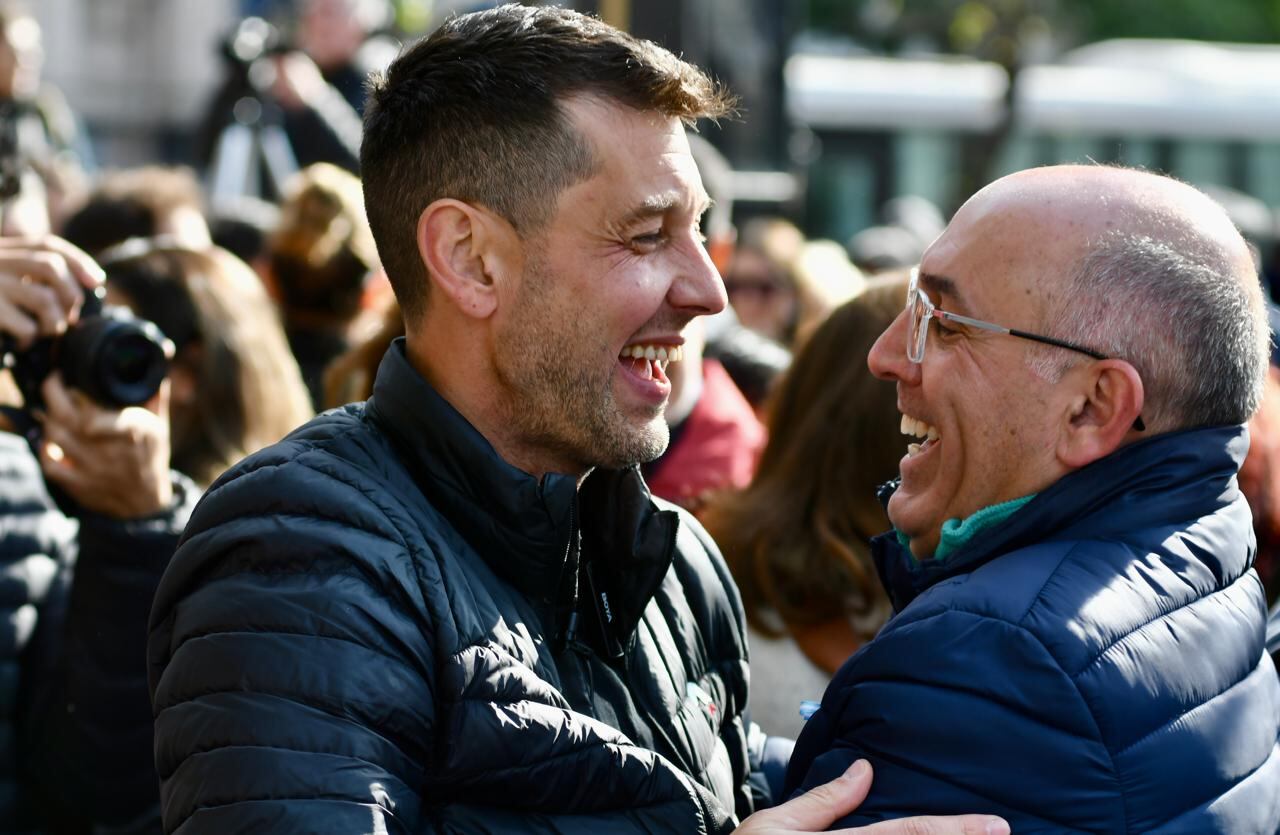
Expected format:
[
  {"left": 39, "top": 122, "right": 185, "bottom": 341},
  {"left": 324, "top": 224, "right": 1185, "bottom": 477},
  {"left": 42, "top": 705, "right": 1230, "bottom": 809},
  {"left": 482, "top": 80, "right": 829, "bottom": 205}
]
[{"left": 896, "top": 494, "right": 1035, "bottom": 561}]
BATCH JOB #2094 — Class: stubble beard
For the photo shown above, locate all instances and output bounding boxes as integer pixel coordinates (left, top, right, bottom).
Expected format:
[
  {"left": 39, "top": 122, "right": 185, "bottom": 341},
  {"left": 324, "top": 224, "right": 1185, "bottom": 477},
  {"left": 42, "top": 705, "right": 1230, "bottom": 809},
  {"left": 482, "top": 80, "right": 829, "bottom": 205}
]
[{"left": 496, "top": 258, "right": 670, "bottom": 473}]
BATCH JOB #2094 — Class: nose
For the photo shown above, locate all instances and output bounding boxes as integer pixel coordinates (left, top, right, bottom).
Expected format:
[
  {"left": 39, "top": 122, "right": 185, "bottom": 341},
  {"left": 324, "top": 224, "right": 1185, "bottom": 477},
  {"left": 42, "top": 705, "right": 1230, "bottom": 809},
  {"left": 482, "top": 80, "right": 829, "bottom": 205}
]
[
  {"left": 668, "top": 235, "right": 728, "bottom": 319},
  {"left": 868, "top": 307, "right": 920, "bottom": 385}
]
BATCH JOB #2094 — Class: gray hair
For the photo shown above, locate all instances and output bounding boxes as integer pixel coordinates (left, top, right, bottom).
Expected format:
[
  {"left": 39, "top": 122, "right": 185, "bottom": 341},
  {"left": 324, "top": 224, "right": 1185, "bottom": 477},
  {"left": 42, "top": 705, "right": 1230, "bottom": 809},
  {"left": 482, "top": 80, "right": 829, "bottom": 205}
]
[{"left": 1028, "top": 230, "right": 1269, "bottom": 431}]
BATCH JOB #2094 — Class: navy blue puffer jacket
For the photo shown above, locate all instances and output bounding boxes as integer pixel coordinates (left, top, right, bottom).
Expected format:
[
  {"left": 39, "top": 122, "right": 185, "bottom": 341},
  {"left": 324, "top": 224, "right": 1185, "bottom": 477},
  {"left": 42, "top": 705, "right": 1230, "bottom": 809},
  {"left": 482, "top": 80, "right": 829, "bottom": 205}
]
[
  {"left": 148, "top": 341, "right": 754, "bottom": 834},
  {"left": 785, "top": 425, "right": 1280, "bottom": 832}
]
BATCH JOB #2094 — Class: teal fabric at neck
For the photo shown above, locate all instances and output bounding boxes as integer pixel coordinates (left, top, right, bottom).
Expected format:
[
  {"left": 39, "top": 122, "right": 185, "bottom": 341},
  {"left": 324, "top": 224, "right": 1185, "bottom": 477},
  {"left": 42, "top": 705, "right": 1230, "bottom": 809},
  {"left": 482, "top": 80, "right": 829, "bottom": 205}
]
[{"left": 896, "top": 494, "right": 1036, "bottom": 561}]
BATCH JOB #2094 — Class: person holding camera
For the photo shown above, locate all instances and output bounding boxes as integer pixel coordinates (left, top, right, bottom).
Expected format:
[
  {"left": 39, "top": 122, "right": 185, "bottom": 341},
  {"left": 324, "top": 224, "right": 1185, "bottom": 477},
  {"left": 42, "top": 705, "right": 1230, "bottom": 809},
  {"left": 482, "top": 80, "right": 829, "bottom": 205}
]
[{"left": 0, "top": 235, "right": 195, "bottom": 833}]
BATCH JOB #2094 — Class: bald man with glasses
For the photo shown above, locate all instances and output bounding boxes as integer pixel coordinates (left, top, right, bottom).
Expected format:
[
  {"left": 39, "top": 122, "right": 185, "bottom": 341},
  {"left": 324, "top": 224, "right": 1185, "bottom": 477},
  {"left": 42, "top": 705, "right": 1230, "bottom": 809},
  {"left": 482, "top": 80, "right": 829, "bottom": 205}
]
[{"left": 784, "top": 165, "right": 1280, "bottom": 832}]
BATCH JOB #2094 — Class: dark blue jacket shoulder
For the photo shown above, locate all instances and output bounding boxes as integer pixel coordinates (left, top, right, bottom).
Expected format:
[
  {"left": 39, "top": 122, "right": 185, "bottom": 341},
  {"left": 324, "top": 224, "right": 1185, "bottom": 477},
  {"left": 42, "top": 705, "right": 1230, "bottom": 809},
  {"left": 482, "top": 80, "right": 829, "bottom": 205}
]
[{"left": 786, "top": 426, "right": 1280, "bottom": 833}]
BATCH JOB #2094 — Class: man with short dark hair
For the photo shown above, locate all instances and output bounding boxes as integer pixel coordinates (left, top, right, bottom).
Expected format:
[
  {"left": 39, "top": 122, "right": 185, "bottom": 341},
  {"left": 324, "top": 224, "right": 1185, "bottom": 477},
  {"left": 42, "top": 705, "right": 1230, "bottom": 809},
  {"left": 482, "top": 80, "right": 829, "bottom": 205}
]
[
  {"left": 785, "top": 165, "right": 1280, "bottom": 831},
  {"left": 147, "top": 7, "right": 1005, "bottom": 834}
]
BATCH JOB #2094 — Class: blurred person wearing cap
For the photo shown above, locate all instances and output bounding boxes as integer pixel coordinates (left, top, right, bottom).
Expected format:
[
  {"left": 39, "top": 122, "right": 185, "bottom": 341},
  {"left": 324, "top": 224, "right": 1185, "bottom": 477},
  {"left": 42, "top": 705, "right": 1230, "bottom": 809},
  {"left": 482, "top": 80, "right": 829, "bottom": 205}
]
[{"left": 785, "top": 165, "right": 1280, "bottom": 831}]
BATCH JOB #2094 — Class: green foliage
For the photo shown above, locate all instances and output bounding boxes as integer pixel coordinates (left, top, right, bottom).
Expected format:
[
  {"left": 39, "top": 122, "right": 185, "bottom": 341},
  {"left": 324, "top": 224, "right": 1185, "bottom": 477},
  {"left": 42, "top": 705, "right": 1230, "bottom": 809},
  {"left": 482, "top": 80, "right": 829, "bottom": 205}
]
[
  {"left": 806, "top": 0, "right": 1280, "bottom": 54},
  {"left": 1076, "top": 0, "right": 1280, "bottom": 44}
]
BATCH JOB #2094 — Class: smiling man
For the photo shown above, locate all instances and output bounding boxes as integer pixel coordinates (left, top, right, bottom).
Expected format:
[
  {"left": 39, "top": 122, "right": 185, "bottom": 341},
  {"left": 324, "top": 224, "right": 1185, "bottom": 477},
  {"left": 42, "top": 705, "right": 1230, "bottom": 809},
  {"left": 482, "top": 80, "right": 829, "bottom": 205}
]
[
  {"left": 143, "top": 6, "right": 1008, "bottom": 835},
  {"left": 785, "top": 164, "right": 1280, "bottom": 831}
]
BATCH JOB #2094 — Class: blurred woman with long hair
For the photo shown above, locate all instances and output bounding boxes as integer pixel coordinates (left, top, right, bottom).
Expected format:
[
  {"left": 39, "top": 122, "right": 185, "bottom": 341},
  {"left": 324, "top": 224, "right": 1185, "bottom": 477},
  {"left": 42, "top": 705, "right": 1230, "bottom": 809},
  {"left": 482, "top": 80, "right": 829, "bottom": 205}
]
[
  {"left": 703, "top": 275, "right": 908, "bottom": 738},
  {"left": 102, "top": 241, "right": 314, "bottom": 486}
]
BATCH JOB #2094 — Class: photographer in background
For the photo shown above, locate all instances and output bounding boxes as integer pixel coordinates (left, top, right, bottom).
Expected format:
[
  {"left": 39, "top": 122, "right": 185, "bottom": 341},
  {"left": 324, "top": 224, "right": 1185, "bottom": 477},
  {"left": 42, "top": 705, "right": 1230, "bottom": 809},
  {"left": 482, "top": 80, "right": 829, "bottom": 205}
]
[
  {"left": 270, "top": 0, "right": 396, "bottom": 171},
  {"left": 0, "top": 235, "right": 195, "bottom": 833},
  {"left": 198, "top": 0, "right": 395, "bottom": 185}
]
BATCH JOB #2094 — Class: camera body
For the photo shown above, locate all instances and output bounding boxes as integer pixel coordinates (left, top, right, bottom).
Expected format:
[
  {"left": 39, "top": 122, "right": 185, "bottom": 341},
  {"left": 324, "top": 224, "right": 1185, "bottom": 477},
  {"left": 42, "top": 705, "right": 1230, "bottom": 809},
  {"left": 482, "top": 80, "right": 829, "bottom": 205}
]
[{"left": 4, "top": 285, "right": 171, "bottom": 412}]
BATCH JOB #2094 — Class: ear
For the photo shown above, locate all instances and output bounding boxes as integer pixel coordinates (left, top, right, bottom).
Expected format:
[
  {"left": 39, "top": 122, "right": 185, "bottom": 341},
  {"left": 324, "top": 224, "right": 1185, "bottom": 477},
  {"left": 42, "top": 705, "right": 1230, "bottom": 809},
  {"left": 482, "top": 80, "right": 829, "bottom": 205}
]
[
  {"left": 416, "top": 199, "right": 519, "bottom": 319},
  {"left": 1057, "top": 359, "right": 1145, "bottom": 469}
]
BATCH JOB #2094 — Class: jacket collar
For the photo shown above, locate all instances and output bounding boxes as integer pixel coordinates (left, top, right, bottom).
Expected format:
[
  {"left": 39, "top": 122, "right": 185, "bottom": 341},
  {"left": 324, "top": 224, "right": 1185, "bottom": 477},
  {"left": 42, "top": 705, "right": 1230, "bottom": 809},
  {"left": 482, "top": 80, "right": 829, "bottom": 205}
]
[
  {"left": 366, "top": 340, "right": 677, "bottom": 651},
  {"left": 873, "top": 424, "right": 1251, "bottom": 612}
]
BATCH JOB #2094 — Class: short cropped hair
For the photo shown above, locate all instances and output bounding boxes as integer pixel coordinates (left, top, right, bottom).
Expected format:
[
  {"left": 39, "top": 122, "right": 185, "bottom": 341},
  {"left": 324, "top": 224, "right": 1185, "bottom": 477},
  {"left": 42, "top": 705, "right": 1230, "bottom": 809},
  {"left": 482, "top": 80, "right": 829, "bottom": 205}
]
[
  {"left": 360, "top": 4, "right": 735, "bottom": 321},
  {"left": 1032, "top": 229, "right": 1269, "bottom": 431}
]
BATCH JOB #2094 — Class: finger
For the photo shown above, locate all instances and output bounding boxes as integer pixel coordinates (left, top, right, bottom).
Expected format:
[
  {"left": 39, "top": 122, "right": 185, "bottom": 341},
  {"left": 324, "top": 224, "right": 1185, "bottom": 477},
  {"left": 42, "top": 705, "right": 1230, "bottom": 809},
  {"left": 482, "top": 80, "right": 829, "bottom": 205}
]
[
  {"left": 0, "top": 235, "right": 105, "bottom": 291},
  {"left": 141, "top": 376, "right": 170, "bottom": 420},
  {"left": 37, "top": 436, "right": 85, "bottom": 491},
  {"left": 849, "top": 815, "right": 1010, "bottom": 835},
  {"left": 0, "top": 293, "right": 37, "bottom": 347},
  {"left": 40, "top": 373, "right": 83, "bottom": 430},
  {"left": 70, "top": 382, "right": 166, "bottom": 438},
  {"left": 0, "top": 250, "right": 81, "bottom": 313},
  {"left": 0, "top": 272, "right": 67, "bottom": 337},
  {"left": 43, "top": 236, "right": 105, "bottom": 291},
  {"left": 77, "top": 404, "right": 129, "bottom": 439},
  {"left": 765, "top": 760, "right": 873, "bottom": 831},
  {"left": 52, "top": 380, "right": 115, "bottom": 435},
  {"left": 40, "top": 417, "right": 93, "bottom": 467}
]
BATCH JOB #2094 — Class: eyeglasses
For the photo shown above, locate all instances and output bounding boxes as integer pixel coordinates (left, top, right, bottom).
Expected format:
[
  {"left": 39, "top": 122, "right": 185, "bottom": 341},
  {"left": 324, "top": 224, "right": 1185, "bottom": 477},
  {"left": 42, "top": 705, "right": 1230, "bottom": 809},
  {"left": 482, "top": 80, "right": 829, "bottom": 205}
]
[{"left": 905, "top": 267, "right": 1144, "bottom": 431}]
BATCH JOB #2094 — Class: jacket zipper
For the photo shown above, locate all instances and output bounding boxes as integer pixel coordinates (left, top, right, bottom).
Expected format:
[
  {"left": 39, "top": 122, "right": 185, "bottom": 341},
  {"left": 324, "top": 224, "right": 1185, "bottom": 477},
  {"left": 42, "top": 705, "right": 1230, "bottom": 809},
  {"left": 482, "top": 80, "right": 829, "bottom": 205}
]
[{"left": 556, "top": 498, "right": 582, "bottom": 651}]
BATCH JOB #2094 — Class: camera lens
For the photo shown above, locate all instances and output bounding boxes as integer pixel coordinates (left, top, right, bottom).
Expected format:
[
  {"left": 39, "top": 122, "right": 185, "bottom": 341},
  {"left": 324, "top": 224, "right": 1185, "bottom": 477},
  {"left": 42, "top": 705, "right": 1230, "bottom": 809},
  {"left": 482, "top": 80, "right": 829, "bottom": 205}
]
[
  {"left": 60, "top": 311, "right": 170, "bottom": 408},
  {"left": 107, "top": 334, "right": 159, "bottom": 384}
]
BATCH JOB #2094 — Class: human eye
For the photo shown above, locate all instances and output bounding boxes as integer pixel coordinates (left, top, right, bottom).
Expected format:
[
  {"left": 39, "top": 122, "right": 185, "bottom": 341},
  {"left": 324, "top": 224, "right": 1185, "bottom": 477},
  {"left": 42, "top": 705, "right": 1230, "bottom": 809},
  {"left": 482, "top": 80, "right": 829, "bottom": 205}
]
[
  {"left": 630, "top": 228, "right": 667, "bottom": 253},
  {"left": 931, "top": 315, "right": 964, "bottom": 338}
]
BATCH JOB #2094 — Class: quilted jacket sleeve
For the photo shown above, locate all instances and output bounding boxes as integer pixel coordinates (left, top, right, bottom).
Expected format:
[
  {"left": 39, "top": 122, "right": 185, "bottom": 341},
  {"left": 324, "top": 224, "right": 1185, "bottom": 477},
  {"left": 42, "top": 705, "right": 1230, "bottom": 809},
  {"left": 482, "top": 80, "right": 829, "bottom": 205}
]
[
  {"left": 785, "top": 608, "right": 1126, "bottom": 832},
  {"left": 21, "top": 471, "right": 195, "bottom": 833},
  {"left": 148, "top": 452, "right": 442, "bottom": 834}
]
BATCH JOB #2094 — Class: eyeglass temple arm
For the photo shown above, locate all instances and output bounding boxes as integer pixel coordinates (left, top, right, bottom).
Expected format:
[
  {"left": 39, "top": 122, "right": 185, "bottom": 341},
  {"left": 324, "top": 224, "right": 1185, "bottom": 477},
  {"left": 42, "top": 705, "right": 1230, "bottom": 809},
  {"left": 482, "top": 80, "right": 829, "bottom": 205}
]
[
  {"left": 935, "top": 311, "right": 1108, "bottom": 360},
  {"left": 934, "top": 310, "right": 1143, "bottom": 430},
  {"left": 1009, "top": 329, "right": 1145, "bottom": 429}
]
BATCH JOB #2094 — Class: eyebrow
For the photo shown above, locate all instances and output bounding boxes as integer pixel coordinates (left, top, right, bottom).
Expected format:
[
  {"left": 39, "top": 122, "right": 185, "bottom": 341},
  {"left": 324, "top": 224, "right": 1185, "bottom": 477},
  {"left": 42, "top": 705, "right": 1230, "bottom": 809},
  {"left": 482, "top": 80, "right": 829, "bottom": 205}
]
[
  {"left": 616, "top": 191, "right": 713, "bottom": 230},
  {"left": 918, "top": 271, "right": 969, "bottom": 313}
]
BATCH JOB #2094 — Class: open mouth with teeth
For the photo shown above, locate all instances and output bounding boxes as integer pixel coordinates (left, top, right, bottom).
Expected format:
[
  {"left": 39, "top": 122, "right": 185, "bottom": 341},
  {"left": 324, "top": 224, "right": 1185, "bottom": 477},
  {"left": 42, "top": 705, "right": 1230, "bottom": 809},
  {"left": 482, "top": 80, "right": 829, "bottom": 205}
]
[
  {"left": 619, "top": 343, "right": 684, "bottom": 384},
  {"left": 901, "top": 412, "right": 941, "bottom": 458}
]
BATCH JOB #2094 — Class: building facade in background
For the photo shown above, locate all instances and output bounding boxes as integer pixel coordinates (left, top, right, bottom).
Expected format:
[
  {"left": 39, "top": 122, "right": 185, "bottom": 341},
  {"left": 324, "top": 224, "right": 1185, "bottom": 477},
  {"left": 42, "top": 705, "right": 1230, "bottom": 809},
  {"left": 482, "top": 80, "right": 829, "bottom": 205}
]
[{"left": 36, "top": 0, "right": 237, "bottom": 166}]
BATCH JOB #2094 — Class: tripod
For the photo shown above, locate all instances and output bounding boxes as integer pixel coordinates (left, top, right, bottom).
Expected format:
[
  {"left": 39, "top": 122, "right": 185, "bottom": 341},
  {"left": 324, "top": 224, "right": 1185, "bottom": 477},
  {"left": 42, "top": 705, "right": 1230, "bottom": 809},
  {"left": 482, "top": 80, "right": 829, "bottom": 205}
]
[
  {"left": 200, "top": 17, "right": 299, "bottom": 203},
  {"left": 206, "top": 91, "right": 298, "bottom": 203}
]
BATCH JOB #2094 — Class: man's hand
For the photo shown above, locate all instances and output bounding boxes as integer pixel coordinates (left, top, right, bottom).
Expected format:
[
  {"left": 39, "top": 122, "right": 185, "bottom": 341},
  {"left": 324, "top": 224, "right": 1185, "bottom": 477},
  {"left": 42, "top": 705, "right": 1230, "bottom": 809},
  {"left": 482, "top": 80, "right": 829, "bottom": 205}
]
[
  {"left": 0, "top": 236, "right": 103, "bottom": 349},
  {"left": 734, "top": 761, "right": 1010, "bottom": 835},
  {"left": 38, "top": 373, "right": 173, "bottom": 519}
]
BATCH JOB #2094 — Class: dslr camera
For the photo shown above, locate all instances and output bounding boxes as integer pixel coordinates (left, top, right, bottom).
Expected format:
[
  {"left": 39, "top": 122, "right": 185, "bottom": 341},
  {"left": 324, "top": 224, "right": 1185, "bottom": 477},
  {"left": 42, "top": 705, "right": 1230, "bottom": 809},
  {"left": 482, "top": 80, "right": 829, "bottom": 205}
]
[
  {"left": 0, "top": 100, "right": 170, "bottom": 414},
  {"left": 3, "top": 284, "right": 171, "bottom": 412}
]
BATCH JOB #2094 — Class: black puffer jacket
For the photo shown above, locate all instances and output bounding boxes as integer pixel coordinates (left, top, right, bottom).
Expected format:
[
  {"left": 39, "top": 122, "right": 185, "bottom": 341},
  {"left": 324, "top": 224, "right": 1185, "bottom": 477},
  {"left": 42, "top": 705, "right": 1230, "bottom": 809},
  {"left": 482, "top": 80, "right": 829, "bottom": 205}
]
[
  {"left": 149, "top": 340, "right": 754, "bottom": 834},
  {"left": 0, "top": 432, "right": 193, "bottom": 834}
]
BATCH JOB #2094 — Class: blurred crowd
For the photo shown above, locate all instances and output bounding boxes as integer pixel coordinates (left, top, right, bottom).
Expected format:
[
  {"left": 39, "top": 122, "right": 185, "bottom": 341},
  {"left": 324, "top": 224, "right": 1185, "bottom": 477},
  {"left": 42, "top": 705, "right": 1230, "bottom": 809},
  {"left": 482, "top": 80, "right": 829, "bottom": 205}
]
[{"left": 0, "top": 0, "right": 1278, "bottom": 832}]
